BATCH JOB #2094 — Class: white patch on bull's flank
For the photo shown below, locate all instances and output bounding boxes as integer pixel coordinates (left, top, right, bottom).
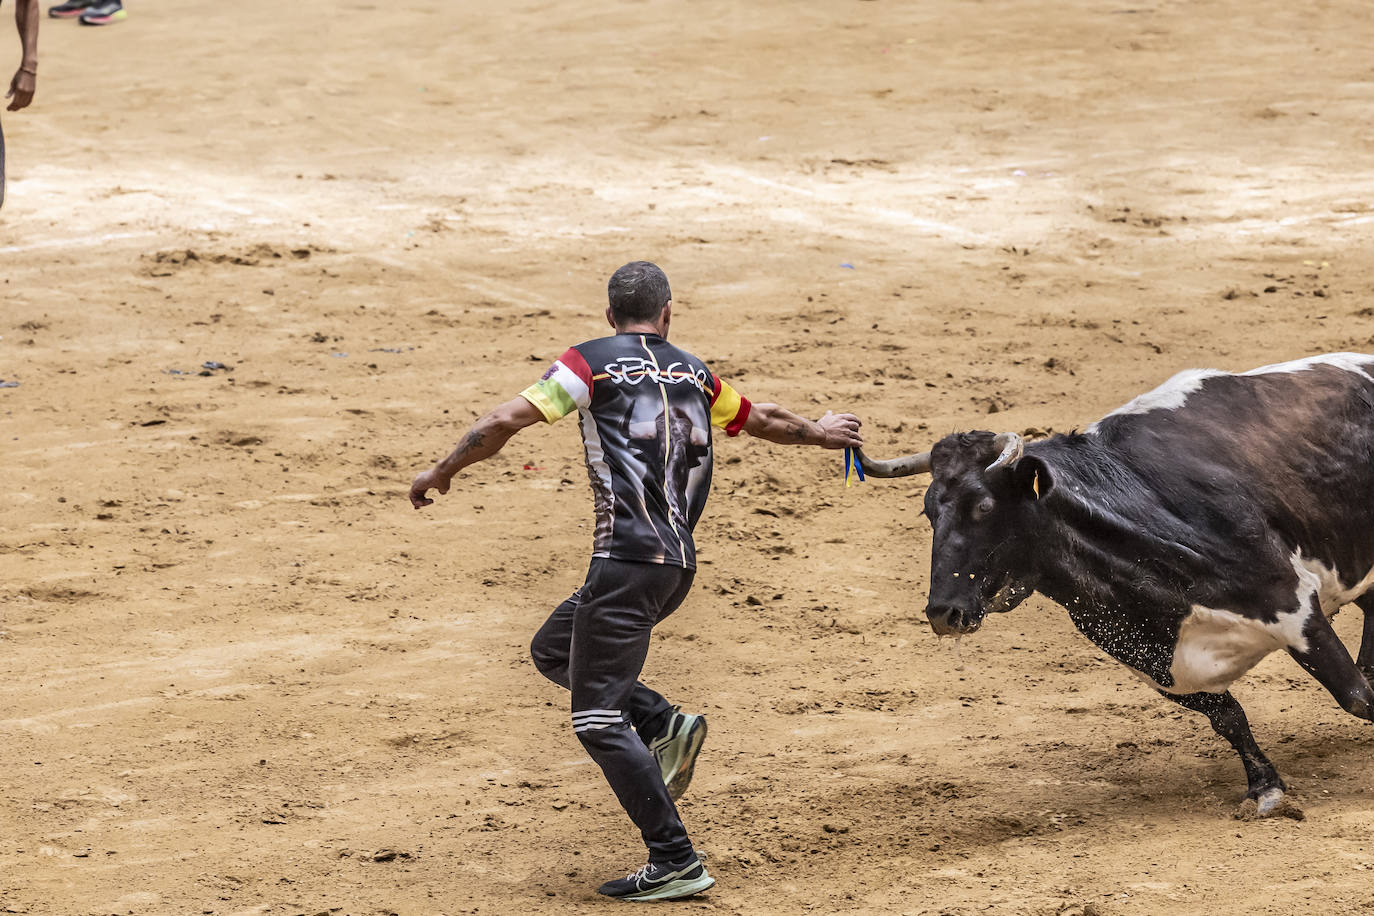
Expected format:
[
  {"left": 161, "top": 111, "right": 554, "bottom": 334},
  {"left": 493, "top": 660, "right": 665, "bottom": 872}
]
[
  {"left": 1124, "top": 551, "right": 1374, "bottom": 695},
  {"left": 1293, "top": 550, "right": 1374, "bottom": 614},
  {"left": 1085, "top": 368, "right": 1224, "bottom": 433},
  {"left": 1162, "top": 604, "right": 1307, "bottom": 695},
  {"left": 1241, "top": 352, "right": 1374, "bottom": 382},
  {"left": 1085, "top": 352, "right": 1374, "bottom": 433}
]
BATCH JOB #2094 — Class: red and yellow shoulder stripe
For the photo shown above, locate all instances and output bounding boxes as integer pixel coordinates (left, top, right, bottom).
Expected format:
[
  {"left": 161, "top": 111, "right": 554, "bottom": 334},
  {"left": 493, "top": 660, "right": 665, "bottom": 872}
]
[{"left": 709, "top": 374, "right": 751, "bottom": 437}]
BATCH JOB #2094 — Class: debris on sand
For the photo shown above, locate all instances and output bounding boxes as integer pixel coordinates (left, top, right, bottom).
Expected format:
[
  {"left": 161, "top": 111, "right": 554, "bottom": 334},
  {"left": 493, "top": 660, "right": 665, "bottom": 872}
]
[
  {"left": 0, "top": 379, "right": 18, "bottom": 388},
  {"left": 1236, "top": 795, "right": 1305, "bottom": 822},
  {"left": 143, "top": 243, "right": 330, "bottom": 276},
  {"left": 164, "top": 363, "right": 233, "bottom": 377},
  {"left": 1056, "top": 905, "right": 1103, "bottom": 916}
]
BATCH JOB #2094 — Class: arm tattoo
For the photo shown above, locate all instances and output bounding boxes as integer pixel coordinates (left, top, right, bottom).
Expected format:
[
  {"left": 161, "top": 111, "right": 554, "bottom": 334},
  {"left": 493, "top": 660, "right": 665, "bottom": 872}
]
[
  {"left": 784, "top": 422, "right": 808, "bottom": 443},
  {"left": 455, "top": 428, "right": 487, "bottom": 457}
]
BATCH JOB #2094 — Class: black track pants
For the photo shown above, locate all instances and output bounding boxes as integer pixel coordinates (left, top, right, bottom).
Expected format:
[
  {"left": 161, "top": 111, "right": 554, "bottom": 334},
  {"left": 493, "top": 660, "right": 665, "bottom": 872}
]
[{"left": 530, "top": 558, "right": 695, "bottom": 863}]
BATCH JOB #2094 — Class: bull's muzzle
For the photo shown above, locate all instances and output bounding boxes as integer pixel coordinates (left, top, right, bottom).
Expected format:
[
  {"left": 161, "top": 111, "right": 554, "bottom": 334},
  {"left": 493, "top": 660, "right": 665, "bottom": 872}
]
[{"left": 926, "top": 604, "right": 985, "bottom": 636}]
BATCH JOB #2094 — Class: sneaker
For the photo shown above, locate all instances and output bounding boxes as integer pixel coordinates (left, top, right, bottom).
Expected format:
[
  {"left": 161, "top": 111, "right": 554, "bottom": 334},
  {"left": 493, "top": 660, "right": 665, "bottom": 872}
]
[
  {"left": 48, "top": 0, "right": 97, "bottom": 18},
  {"left": 596, "top": 855, "right": 714, "bottom": 902},
  {"left": 648, "top": 708, "right": 707, "bottom": 802},
  {"left": 78, "top": 1, "right": 125, "bottom": 24}
]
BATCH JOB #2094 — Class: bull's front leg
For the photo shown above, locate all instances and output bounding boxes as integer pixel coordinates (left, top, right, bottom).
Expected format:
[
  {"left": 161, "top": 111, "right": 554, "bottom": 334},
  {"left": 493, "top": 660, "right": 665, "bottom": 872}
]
[
  {"left": 1288, "top": 609, "right": 1374, "bottom": 722},
  {"left": 1154, "top": 689, "right": 1293, "bottom": 817},
  {"left": 1351, "top": 593, "right": 1374, "bottom": 683}
]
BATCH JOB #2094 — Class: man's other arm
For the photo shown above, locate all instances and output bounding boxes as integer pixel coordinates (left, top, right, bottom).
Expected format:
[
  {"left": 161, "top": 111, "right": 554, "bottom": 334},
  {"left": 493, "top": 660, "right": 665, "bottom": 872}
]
[
  {"left": 409, "top": 396, "right": 545, "bottom": 508},
  {"left": 742, "top": 403, "right": 862, "bottom": 449},
  {"left": 7, "top": 0, "right": 38, "bottom": 112}
]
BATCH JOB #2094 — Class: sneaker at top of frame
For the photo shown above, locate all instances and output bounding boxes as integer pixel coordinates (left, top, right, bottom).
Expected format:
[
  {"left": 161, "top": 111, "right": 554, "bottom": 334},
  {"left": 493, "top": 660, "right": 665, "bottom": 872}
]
[
  {"left": 596, "top": 855, "right": 714, "bottom": 902},
  {"left": 78, "top": 1, "right": 126, "bottom": 25},
  {"left": 648, "top": 708, "right": 707, "bottom": 802},
  {"left": 48, "top": 0, "right": 98, "bottom": 18}
]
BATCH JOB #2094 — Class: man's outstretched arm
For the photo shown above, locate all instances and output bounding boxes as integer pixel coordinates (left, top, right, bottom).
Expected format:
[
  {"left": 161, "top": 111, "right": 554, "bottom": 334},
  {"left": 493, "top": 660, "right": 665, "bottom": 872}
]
[
  {"left": 410, "top": 396, "right": 545, "bottom": 509},
  {"left": 7, "top": 0, "right": 38, "bottom": 112},
  {"left": 742, "top": 403, "right": 862, "bottom": 449}
]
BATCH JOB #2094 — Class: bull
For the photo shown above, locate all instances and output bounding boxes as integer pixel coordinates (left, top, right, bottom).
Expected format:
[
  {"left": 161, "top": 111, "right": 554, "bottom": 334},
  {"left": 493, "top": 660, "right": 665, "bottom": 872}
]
[{"left": 859, "top": 353, "right": 1374, "bottom": 816}]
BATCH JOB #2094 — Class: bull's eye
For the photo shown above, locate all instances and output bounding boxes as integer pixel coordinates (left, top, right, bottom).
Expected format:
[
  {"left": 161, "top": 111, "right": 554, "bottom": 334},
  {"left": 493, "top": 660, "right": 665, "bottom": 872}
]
[{"left": 972, "top": 496, "right": 995, "bottom": 520}]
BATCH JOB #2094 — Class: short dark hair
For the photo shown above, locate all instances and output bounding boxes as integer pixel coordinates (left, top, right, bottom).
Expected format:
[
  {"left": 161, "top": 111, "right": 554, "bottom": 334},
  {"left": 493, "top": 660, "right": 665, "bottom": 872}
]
[{"left": 607, "top": 261, "right": 671, "bottom": 325}]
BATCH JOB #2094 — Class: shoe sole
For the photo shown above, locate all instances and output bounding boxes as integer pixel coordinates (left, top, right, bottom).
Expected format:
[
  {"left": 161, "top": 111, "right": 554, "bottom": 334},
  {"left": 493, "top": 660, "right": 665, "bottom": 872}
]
[
  {"left": 49, "top": 10, "right": 89, "bottom": 17},
  {"left": 664, "top": 717, "right": 706, "bottom": 802},
  {"left": 623, "top": 874, "right": 716, "bottom": 902},
  {"left": 79, "top": 10, "right": 126, "bottom": 23}
]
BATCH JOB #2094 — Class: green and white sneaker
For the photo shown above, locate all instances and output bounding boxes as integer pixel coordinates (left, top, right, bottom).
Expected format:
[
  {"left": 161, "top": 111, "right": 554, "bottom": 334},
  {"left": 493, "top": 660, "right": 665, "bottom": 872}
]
[
  {"left": 648, "top": 708, "right": 707, "bottom": 802},
  {"left": 596, "top": 855, "right": 714, "bottom": 901}
]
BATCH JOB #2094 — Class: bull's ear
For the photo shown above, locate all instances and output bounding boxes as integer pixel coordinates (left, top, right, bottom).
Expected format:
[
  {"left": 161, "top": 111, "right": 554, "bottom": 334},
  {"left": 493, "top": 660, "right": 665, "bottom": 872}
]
[{"left": 1014, "top": 456, "right": 1055, "bottom": 501}]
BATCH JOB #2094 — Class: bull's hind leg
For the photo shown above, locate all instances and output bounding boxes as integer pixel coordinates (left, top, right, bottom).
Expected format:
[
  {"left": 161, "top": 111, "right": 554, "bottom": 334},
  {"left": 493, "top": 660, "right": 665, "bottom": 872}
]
[
  {"left": 1288, "top": 610, "right": 1374, "bottom": 721},
  {"left": 1156, "top": 689, "right": 1288, "bottom": 815},
  {"left": 1352, "top": 593, "right": 1374, "bottom": 684}
]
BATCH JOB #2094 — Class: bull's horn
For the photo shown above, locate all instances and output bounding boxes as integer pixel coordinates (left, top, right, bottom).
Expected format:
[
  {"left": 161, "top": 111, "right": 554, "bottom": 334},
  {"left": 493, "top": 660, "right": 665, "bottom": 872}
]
[
  {"left": 986, "top": 432, "right": 1024, "bottom": 471},
  {"left": 854, "top": 447, "right": 932, "bottom": 478}
]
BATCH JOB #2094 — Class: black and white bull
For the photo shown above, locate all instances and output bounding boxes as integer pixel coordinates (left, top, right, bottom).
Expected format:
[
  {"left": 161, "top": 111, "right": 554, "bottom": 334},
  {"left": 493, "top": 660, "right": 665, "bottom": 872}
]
[{"left": 859, "top": 353, "right": 1374, "bottom": 816}]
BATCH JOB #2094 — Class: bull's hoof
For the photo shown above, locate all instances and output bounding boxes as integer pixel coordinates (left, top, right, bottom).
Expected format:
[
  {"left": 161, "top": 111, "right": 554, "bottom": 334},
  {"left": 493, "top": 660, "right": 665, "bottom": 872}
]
[{"left": 1236, "top": 788, "right": 1305, "bottom": 821}]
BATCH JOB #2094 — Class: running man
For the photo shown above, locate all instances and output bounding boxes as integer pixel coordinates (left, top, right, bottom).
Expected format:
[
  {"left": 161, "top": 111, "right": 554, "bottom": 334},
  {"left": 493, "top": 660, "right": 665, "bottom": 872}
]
[
  {"left": 410, "top": 261, "right": 863, "bottom": 902},
  {"left": 2, "top": 0, "right": 38, "bottom": 209}
]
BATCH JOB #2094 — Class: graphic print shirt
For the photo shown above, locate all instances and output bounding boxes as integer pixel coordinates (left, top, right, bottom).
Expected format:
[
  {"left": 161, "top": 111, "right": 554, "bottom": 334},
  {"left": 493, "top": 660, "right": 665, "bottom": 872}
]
[{"left": 520, "top": 333, "right": 751, "bottom": 569}]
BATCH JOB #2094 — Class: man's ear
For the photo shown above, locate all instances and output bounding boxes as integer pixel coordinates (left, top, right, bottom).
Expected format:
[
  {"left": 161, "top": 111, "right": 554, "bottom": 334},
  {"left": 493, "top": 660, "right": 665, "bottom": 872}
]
[
  {"left": 1014, "top": 456, "right": 1055, "bottom": 500},
  {"left": 605, "top": 306, "right": 617, "bottom": 330}
]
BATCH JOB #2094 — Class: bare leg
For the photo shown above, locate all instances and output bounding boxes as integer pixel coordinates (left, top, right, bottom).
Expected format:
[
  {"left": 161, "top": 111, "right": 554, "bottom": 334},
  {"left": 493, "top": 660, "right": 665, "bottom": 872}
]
[
  {"left": 1288, "top": 610, "right": 1374, "bottom": 721},
  {"left": 1156, "top": 689, "right": 1287, "bottom": 815},
  {"left": 1351, "top": 593, "right": 1374, "bottom": 683}
]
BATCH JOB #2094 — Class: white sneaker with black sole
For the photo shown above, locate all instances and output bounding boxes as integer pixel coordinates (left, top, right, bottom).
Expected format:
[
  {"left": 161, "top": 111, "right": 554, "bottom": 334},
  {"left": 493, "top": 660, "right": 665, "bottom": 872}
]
[
  {"left": 596, "top": 855, "right": 715, "bottom": 901},
  {"left": 648, "top": 708, "right": 707, "bottom": 801}
]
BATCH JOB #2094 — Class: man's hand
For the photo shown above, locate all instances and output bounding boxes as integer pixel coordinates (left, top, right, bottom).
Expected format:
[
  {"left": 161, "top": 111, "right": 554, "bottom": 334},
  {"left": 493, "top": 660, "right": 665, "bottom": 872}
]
[
  {"left": 6, "top": 67, "right": 35, "bottom": 111},
  {"left": 409, "top": 467, "right": 452, "bottom": 509},
  {"left": 816, "top": 411, "right": 863, "bottom": 449}
]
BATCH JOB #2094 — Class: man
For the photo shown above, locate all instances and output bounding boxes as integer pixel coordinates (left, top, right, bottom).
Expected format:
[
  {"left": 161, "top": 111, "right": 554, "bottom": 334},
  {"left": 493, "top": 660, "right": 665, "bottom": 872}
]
[
  {"left": 2, "top": 0, "right": 37, "bottom": 209},
  {"left": 410, "top": 261, "right": 863, "bottom": 902}
]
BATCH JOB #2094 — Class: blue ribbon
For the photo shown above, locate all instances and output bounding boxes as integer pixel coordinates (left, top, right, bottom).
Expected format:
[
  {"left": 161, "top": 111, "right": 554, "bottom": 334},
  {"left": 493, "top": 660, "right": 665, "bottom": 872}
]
[{"left": 844, "top": 447, "right": 866, "bottom": 486}]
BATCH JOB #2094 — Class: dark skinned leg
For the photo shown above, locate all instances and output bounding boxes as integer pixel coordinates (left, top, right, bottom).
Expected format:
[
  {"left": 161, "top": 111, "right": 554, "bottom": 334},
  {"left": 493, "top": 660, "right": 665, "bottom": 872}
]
[
  {"left": 1351, "top": 593, "right": 1374, "bottom": 684},
  {"left": 1288, "top": 610, "right": 1374, "bottom": 721},
  {"left": 1156, "top": 689, "right": 1286, "bottom": 811}
]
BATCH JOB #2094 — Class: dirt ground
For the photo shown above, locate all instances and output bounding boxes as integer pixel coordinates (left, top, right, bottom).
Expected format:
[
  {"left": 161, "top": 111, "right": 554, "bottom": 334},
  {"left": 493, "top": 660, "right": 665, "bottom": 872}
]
[{"left": 4, "top": 0, "right": 1374, "bottom": 913}]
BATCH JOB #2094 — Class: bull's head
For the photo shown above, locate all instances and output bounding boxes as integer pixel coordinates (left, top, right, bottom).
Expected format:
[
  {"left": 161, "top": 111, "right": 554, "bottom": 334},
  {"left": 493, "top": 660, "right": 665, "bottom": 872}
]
[{"left": 858, "top": 431, "right": 1050, "bottom": 637}]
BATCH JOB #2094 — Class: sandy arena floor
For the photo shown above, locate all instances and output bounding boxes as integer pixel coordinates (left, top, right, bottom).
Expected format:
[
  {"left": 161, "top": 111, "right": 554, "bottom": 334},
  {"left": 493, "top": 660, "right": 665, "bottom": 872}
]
[{"left": 4, "top": 1, "right": 1374, "bottom": 913}]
